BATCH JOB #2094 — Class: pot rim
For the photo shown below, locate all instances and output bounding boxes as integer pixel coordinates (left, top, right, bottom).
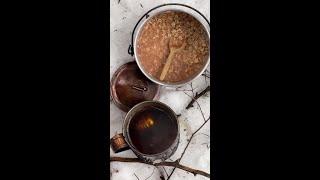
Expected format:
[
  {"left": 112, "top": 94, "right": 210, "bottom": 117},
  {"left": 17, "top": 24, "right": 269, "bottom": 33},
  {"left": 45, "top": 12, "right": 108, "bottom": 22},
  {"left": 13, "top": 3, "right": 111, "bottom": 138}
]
[{"left": 133, "top": 6, "right": 210, "bottom": 87}]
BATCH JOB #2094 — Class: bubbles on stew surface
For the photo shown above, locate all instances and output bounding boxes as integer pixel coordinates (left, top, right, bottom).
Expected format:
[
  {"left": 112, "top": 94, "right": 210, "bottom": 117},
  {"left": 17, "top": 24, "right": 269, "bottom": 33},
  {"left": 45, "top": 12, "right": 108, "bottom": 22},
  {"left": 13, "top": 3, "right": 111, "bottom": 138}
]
[
  {"left": 128, "top": 106, "right": 178, "bottom": 154},
  {"left": 137, "top": 11, "right": 209, "bottom": 83}
]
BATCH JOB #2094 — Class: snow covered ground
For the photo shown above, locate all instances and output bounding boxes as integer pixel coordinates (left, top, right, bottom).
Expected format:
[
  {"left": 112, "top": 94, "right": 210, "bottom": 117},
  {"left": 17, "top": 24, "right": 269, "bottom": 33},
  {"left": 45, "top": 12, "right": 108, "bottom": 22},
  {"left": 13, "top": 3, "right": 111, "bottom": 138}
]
[{"left": 110, "top": 0, "right": 210, "bottom": 179}]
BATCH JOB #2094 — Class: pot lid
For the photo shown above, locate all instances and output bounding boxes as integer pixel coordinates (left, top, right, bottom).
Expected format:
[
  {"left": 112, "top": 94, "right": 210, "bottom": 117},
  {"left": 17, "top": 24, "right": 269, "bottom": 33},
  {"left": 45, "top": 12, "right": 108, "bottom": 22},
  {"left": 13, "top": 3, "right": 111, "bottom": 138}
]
[{"left": 110, "top": 61, "right": 160, "bottom": 112}]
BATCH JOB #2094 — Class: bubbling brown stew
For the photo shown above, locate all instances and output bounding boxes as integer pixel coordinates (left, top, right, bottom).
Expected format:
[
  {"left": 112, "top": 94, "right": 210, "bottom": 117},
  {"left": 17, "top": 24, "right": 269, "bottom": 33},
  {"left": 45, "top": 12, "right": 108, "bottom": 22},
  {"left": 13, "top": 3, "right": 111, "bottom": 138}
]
[{"left": 137, "top": 11, "right": 209, "bottom": 83}]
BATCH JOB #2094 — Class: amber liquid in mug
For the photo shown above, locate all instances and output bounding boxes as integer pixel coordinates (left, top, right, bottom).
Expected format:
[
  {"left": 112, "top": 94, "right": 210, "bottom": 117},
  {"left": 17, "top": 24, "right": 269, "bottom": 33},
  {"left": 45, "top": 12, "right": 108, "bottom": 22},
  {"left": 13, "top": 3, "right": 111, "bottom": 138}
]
[{"left": 128, "top": 106, "right": 178, "bottom": 154}]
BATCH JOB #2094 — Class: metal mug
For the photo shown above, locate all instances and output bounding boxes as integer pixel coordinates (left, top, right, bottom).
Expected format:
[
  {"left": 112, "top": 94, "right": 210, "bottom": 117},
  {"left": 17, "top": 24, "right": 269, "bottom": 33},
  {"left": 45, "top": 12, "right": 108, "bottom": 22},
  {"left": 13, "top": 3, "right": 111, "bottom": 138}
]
[
  {"left": 110, "top": 101, "right": 180, "bottom": 162},
  {"left": 128, "top": 3, "right": 211, "bottom": 87}
]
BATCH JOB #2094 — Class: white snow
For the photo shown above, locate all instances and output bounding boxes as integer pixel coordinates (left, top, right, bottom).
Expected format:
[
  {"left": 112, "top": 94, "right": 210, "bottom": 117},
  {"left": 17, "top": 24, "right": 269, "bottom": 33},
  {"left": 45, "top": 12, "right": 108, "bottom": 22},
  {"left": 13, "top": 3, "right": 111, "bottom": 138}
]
[{"left": 110, "top": 0, "right": 210, "bottom": 179}]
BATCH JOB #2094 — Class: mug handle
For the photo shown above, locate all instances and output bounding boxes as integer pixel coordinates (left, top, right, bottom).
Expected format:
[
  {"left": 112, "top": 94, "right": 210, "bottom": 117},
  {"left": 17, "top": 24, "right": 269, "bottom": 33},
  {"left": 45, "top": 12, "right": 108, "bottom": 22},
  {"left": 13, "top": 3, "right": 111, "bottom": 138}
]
[{"left": 110, "top": 133, "right": 130, "bottom": 153}]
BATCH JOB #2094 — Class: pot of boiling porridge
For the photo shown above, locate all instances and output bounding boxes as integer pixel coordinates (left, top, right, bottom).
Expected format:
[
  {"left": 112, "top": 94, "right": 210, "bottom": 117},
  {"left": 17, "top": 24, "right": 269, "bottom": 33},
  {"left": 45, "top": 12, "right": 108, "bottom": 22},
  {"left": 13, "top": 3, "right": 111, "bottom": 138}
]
[{"left": 130, "top": 3, "right": 210, "bottom": 87}]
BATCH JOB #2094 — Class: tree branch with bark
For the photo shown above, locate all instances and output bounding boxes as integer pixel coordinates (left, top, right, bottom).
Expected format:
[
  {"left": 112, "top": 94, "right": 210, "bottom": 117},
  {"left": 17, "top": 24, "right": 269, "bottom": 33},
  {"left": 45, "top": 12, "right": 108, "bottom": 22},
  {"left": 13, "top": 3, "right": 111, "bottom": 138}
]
[{"left": 110, "top": 157, "right": 210, "bottom": 178}]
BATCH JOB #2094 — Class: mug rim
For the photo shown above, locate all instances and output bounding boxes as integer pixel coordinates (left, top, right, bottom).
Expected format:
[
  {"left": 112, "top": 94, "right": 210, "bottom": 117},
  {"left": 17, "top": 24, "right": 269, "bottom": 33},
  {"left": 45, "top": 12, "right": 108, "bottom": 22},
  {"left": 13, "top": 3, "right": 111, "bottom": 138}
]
[{"left": 122, "top": 100, "right": 180, "bottom": 158}]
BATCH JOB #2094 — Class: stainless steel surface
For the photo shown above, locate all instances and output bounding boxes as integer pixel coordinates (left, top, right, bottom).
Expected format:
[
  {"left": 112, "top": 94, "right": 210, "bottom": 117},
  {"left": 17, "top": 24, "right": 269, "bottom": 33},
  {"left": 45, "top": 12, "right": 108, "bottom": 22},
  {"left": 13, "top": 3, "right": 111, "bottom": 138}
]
[{"left": 133, "top": 4, "right": 210, "bottom": 87}]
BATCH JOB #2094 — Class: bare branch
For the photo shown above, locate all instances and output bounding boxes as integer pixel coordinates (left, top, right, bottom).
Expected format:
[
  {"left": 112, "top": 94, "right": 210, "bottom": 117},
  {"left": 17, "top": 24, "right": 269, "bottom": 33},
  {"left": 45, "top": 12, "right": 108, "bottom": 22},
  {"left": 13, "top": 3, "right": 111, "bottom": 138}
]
[
  {"left": 201, "top": 74, "right": 210, "bottom": 78},
  {"left": 195, "top": 133, "right": 210, "bottom": 138},
  {"left": 145, "top": 167, "right": 156, "bottom": 180},
  {"left": 183, "top": 92, "right": 206, "bottom": 122},
  {"left": 134, "top": 173, "right": 140, "bottom": 180},
  {"left": 110, "top": 157, "right": 210, "bottom": 178},
  {"left": 174, "top": 89, "right": 194, "bottom": 92},
  {"left": 162, "top": 167, "right": 169, "bottom": 177},
  {"left": 202, "top": 69, "right": 210, "bottom": 84},
  {"left": 112, "top": 78, "right": 211, "bottom": 180},
  {"left": 190, "top": 83, "right": 195, "bottom": 97},
  {"left": 186, "top": 86, "right": 210, "bottom": 109},
  {"left": 167, "top": 116, "right": 210, "bottom": 179}
]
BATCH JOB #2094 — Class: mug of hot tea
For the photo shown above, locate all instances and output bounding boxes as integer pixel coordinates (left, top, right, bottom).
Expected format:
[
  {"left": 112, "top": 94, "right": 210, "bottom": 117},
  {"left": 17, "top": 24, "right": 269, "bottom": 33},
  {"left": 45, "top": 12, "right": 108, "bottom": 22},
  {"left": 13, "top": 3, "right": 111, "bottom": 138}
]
[{"left": 110, "top": 101, "right": 179, "bottom": 162}]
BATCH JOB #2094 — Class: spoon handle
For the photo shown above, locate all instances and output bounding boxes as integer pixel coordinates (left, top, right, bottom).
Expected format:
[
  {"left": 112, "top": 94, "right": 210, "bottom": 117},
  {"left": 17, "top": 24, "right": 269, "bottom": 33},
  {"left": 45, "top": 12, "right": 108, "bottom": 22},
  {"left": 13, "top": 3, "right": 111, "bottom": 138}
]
[
  {"left": 159, "top": 50, "right": 176, "bottom": 81},
  {"left": 159, "top": 42, "right": 186, "bottom": 81}
]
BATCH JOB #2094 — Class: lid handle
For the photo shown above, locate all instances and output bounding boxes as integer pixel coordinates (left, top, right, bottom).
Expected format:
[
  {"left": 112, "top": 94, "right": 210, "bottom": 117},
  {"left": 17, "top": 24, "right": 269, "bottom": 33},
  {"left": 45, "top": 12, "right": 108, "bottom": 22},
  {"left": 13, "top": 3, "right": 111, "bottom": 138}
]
[{"left": 131, "top": 85, "right": 148, "bottom": 92}]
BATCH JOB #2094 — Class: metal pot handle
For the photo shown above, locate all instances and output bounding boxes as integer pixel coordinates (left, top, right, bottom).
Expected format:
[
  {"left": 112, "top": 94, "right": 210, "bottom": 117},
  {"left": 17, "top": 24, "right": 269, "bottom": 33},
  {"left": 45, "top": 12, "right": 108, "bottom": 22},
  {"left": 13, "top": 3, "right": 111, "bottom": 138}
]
[
  {"left": 128, "top": 3, "right": 211, "bottom": 56},
  {"left": 110, "top": 133, "right": 130, "bottom": 153}
]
